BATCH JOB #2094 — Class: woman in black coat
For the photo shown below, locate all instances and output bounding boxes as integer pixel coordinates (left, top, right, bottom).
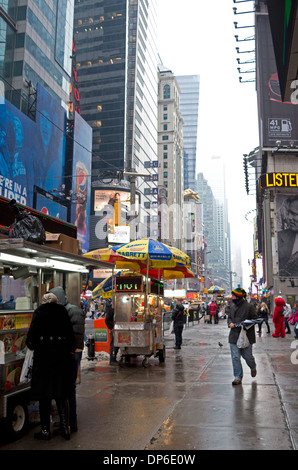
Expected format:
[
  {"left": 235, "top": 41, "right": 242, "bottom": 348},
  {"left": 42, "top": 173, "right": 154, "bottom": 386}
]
[{"left": 26, "top": 293, "right": 75, "bottom": 440}]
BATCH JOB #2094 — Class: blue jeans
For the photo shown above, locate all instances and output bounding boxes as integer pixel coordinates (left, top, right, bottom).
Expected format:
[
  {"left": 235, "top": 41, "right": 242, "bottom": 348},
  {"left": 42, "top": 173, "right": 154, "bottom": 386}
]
[
  {"left": 69, "top": 351, "right": 82, "bottom": 427},
  {"left": 230, "top": 343, "right": 256, "bottom": 379}
]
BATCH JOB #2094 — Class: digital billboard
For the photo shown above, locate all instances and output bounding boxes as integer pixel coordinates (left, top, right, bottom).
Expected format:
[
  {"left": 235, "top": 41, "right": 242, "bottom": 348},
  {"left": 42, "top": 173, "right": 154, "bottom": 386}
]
[
  {"left": 33, "top": 186, "right": 69, "bottom": 220},
  {"left": 0, "top": 84, "right": 66, "bottom": 208},
  {"left": 71, "top": 112, "right": 92, "bottom": 253},
  {"left": 276, "top": 193, "right": 298, "bottom": 277},
  {"left": 256, "top": 14, "right": 298, "bottom": 148}
]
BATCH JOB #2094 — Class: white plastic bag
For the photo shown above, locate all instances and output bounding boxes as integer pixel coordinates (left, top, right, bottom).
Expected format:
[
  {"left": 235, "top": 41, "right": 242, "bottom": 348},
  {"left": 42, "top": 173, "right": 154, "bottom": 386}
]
[
  {"left": 20, "top": 348, "right": 34, "bottom": 383},
  {"left": 237, "top": 326, "right": 250, "bottom": 349},
  {"left": 165, "top": 321, "right": 174, "bottom": 336}
]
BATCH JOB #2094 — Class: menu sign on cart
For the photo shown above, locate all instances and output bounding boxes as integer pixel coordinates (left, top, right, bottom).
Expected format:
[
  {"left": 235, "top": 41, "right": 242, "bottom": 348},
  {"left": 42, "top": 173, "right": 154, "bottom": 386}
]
[{"left": 115, "top": 276, "right": 143, "bottom": 293}]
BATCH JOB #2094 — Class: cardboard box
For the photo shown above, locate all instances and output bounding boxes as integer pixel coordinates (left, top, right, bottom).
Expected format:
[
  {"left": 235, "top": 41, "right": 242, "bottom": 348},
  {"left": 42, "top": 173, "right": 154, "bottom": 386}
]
[{"left": 45, "top": 233, "right": 79, "bottom": 255}]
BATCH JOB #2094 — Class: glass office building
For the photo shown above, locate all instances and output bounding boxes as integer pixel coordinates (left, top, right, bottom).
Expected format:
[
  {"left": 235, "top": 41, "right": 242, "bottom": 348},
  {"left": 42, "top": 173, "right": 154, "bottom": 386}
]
[
  {"left": 176, "top": 75, "right": 200, "bottom": 192},
  {"left": 73, "top": 0, "right": 159, "bottom": 248},
  {"left": 0, "top": 0, "right": 73, "bottom": 111}
]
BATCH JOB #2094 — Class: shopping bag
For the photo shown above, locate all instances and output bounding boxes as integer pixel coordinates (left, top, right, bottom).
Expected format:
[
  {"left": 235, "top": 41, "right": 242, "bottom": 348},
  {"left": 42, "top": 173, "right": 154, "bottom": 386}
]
[
  {"left": 165, "top": 321, "right": 174, "bottom": 336},
  {"left": 20, "top": 348, "right": 34, "bottom": 383},
  {"left": 236, "top": 326, "right": 250, "bottom": 349}
]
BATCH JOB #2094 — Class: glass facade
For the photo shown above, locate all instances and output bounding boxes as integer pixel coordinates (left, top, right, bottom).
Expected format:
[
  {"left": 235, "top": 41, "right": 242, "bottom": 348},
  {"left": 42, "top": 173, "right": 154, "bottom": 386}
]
[
  {"left": 74, "top": 0, "right": 158, "bottom": 247},
  {"left": 74, "top": 0, "right": 127, "bottom": 173},
  {"left": 176, "top": 75, "right": 200, "bottom": 192},
  {"left": 0, "top": 0, "right": 73, "bottom": 110}
]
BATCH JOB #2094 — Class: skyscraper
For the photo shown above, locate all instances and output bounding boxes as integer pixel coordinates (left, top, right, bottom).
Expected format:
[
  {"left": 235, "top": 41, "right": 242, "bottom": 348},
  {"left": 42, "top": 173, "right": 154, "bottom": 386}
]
[
  {"left": 73, "top": 0, "right": 159, "bottom": 248},
  {"left": 176, "top": 75, "right": 200, "bottom": 192},
  {"left": 157, "top": 66, "right": 184, "bottom": 249},
  {"left": 0, "top": 0, "right": 74, "bottom": 111}
]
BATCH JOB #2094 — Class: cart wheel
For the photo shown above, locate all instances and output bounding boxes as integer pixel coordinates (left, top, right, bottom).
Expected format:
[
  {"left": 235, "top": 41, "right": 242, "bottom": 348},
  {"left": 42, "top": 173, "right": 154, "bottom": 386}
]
[
  {"left": 142, "top": 357, "right": 149, "bottom": 368},
  {"left": 4, "top": 397, "right": 29, "bottom": 440},
  {"left": 158, "top": 345, "right": 166, "bottom": 363}
]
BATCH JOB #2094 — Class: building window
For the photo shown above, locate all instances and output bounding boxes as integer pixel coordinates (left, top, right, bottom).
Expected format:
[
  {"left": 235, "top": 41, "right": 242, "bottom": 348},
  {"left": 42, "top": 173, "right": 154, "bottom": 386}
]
[
  {"left": 163, "top": 153, "right": 168, "bottom": 159},
  {"left": 163, "top": 114, "right": 167, "bottom": 120},
  {"left": 163, "top": 145, "right": 168, "bottom": 150},
  {"left": 164, "top": 162, "right": 168, "bottom": 168},
  {"left": 164, "top": 172, "right": 168, "bottom": 178},
  {"left": 163, "top": 84, "right": 170, "bottom": 99},
  {"left": 163, "top": 105, "right": 167, "bottom": 111},
  {"left": 163, "top": 124, "right": 167, "bottom": 131},
  {"left": 162, "top": 135, "right": 168, "bottom": 141}
]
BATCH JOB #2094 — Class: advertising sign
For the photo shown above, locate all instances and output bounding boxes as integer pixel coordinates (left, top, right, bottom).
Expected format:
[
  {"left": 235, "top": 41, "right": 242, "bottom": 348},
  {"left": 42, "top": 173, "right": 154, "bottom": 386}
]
[
  {"left": 256, "top": 14, "right": 298, "bottom": 148},
  {"left": 71, "top": 112, "right": 92, "bottom": 253},
  {"left": 260, "top": 173, "right": 298, "bottom": 189},
  {"left": 276, "top": 194, "right": 298, "bottom": 276},
  {"left": 0, "top": 84, "right": 66, "bottom": 207}
]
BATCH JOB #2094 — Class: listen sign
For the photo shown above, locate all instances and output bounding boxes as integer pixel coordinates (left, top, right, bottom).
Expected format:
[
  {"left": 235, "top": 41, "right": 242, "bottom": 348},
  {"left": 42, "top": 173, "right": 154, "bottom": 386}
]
[{"left": 260, "top": 173, "right": 298, "bottom": 188}]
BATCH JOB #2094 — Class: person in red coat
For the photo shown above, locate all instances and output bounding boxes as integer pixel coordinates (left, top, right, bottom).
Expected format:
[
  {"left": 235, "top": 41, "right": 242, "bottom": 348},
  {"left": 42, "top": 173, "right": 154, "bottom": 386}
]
[
  {"left": 272, "top": 297, "right": 286, "bottom": 338},
  {"left": 208, "top": 301, "right": 219, "bottom": 324}
]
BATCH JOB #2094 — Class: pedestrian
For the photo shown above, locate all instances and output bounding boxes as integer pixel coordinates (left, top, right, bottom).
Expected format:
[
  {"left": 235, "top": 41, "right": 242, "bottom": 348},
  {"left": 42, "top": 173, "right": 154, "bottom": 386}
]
[
  {"left": 26, "top": 293, "right": 75, "bottom": 440},
  {"left": 272, "top": 296, "right": 286, "bottom": 338},
  {"left": 208, "top": 300, "right": 219, "bottom": 324},
  {"left": 284, "top": 303, "right": 292, "bottom": 334},
  {"left": 287, "top": 303, "right": 298, "bottom": 339},
  {"left": 104, "top": 303, "right": 119, "bottom": 364},
  {"left": 256, "top": 302, "right": 270, "bottom": 335},
  {"left": 227, "top": 288, "right": 258, "bottom": 386},
  {"left": 90, "top": 301, "right": 96, "bottom": 319},
  {"left": 49, "top": 286, "right": 85, "bottom": 433},
  {"left": 171, "top": 303, "right": 185, "bottom": 349}
]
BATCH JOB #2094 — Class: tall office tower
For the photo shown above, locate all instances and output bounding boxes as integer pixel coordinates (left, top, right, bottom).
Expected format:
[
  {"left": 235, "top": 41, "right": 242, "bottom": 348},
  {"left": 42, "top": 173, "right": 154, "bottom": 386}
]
[
  {"left": 199, "top": 156, "right": 232, "bottom": 290},
  {"left": 157, "top": 66, "right": 184, "bottom": 249},
  {"left": 0, "top": 0, "right": 74, "bottom": 111},
  {"left": 196, "top": 173, "right": 221, "bottom": 285},
  {"left": 73, "top": 0, "right": 158, "bottom": 248},
  {"left": 176, "top": 75, "right": 200, "bottom": 192}
]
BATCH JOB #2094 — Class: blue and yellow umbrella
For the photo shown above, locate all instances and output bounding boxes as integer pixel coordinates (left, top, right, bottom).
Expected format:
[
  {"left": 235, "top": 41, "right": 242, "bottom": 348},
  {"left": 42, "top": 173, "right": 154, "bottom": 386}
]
[{"left": 113, "top": 238, "right": 190, "bottom": 269}]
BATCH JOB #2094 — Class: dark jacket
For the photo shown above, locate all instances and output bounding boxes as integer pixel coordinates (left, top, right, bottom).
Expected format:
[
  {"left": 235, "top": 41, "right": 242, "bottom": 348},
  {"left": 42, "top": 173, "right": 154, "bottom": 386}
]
[
  {"left": 227, "top": 299, "right": 258, "bottom": 344},
  {"left": 26, "top": 302, "right": 75, "bottom": 400},
  {"left": 49, "top": 286, "right": 85, "bottom": 350},
  {"left": 105, "top": 306, "right": 114, "bottom": 330},
  {"left": 172, "top": 304, "right": 185, "bottom": 325}
]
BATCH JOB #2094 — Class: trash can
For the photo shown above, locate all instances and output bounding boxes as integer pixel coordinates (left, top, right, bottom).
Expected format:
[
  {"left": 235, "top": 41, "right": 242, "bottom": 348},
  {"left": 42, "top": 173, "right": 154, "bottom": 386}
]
[{"left": 86, "top": 333, "right": 95, "bottom": 361}]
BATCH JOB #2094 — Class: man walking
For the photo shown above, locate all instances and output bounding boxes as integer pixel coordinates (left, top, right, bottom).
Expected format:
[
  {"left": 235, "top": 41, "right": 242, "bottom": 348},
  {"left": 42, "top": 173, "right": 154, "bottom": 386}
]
[{"left": 227, "top": 288, "right": 258, "bottom": 385}]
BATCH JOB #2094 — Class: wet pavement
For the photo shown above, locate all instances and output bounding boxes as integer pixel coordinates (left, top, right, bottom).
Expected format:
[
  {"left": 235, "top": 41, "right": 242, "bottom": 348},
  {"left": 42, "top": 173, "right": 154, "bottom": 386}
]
[{"left": 1, "top": 317, "right": 297, "bottom": 451}]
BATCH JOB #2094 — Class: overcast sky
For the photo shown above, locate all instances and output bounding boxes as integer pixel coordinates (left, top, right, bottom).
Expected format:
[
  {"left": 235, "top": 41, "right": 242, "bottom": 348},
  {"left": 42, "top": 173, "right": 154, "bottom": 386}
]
[{"left": 156, "top": 0, "right": 259, "bottom": 288}]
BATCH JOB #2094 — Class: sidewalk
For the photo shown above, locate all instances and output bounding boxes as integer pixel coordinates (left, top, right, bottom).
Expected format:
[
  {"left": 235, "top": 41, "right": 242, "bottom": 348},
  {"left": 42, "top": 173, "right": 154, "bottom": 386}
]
[
  {"left": 1, "top": 317, "right": 297, "bottom": 450},
  {"left": 145, "top": 319, "right": 298, "bottom": 450}
]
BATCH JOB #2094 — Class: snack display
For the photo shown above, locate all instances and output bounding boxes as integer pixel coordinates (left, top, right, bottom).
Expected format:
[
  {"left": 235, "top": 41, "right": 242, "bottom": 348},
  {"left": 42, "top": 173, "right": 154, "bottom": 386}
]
[{"left": 5, "top": 363, "right": 22, "bottom": 391}]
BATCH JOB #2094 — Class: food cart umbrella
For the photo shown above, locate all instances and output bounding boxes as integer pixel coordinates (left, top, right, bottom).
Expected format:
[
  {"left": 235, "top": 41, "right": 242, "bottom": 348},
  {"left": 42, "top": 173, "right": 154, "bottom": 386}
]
[
  {"left": 113, "top": 238, "right": 190, "bottom": 269},
  {"left": 207, "top": 285, "right": 226, "bottom": 294},
  {"left": 141, "top": 266, "right": 195, "bottom": 280},
  {"left": 83, "top": 247, "right": 144, "bottom": 272},
  {"left": 92, "top": 270, "right": 123, "bottom": 299}
]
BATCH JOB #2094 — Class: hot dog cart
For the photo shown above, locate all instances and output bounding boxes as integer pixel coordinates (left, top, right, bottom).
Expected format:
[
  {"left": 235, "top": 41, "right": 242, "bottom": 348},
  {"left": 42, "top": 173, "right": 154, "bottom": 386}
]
[
  {"left": 113, "top": 274, "right": 166, "bottom": 367},
  {"left": 0, "top": 237, "right": 113, "bottom": 440}
]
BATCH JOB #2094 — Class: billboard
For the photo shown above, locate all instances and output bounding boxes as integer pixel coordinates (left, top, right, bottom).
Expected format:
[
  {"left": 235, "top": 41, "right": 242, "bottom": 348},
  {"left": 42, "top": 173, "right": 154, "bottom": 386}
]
[
  {"left": 256, "top": 14, "right": 298, "bottom": 148},
  {"left": 276, "top": 194, "right": 298, "bottom": 276},
  {"left": 71, "top": 112, "right": 92, "bottom": 253},
  {"left": 0, "top": 84, "right": 66, "bottom": 207}
]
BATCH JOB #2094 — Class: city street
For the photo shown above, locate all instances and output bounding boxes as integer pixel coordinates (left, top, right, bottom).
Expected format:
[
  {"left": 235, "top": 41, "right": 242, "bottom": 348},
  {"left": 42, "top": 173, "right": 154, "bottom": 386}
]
[{"left": 1, "top": 317, "right": 297, "bottom": 451}]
